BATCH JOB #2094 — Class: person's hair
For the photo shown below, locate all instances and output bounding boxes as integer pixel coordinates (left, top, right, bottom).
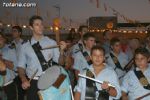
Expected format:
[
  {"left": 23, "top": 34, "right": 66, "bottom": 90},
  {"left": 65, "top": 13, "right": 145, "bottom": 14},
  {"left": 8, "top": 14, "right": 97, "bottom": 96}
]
[
  {"left": 91, "top": 45, "right": 105, "bottom": 55},
  {"left": 12, "top": 25, "right": 22, "bottom": 33},
  {"left": 134, "top": 47, "right": 150, "bottom": 59},
  {"left": 83, "top": 32, "right": 95, "bottom": 41},
  {"left": 29, "top": 15, "right": 43, "bottom": 27},
  {"left": 110, "top": 37, "right": 120, "bottom": 46},
  {"left": 102, "top": 30, "right": 111, "bottom": 37},
  {"left": 78, "top": 25, "right": 88, "bottom": 32},
  {"left": 70, "top": 28, "right": 76, "bottom": 33}
]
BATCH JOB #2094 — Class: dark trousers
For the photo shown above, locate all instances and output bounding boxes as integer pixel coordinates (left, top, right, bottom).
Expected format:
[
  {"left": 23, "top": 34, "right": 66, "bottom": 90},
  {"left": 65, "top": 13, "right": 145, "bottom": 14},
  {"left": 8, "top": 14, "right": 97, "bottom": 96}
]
[
  {"left": 14, "top": 76, "right": 26, "bottom": 100},
  {"left": 3, "top": 81, "right": 17, "bottom": 100},
  {"left": 27, "top": 80, "right": 39, "bottom": 100}
]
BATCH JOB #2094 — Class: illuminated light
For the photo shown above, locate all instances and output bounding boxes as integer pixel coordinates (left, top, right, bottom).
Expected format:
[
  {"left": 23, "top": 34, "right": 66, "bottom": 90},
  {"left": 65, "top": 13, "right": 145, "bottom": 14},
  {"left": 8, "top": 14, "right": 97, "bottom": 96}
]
[
  {"left": 128, "top": 31, "right": 132, "bottom": 33},
  {"left": 135, "top": 31, "right": 138, "bottom": 33},
  {"left": 145, "top": 31, "right": 148, "bottom": 34},
  {"left": 139, "top": 31, "right": 143, "bottom": 34},
  {"left": 123, "top": 30, "right": 127, "bottom": 33},
  {"left": 97, "top": 30, "right": 100, "bottom": 32},
  {"left": 118, "top": 30, "right": 122, "bottom": 33},
  {"left": 50, "top": 27, "right": 53, "bottom": 30},
  {"left": 55, "top": 27, "right": 59, "bottom": 31},
  {"left": 7, "top": 24, "right": 11, "bottom": 27},
  {"left": 75, "top": 28, "right": 78, "bottom": 32},
  {"left": 92, "top": 30, "right": 94, "bottom": 32},
  {"left": 23, "top": 25, "right": 27, "bottom": 28}
]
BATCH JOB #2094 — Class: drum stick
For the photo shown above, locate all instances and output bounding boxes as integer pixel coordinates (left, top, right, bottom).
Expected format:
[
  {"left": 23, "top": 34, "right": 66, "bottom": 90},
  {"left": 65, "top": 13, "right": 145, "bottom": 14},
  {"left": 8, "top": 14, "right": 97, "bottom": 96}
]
[
  {"left": 69, "top": 85, "right": 74, "bottom": 100},
  {"left": 41, "top": 43, "right": 71, "bottom": 50},
  {"left": 42, "top": 45, "right": 59, "bottom": 50},
  {"left": 78, "top": 74, "right": 115, "bottom": 88},
  {"left": 29, "top": 69, "right": 38, "bottom": 83}
]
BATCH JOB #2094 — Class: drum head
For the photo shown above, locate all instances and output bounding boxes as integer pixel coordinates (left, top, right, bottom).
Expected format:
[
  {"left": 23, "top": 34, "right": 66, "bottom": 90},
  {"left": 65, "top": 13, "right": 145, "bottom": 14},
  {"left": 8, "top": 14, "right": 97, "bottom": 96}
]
[{"left": 38, "top": 65, "right": 61, "bottom": 90}]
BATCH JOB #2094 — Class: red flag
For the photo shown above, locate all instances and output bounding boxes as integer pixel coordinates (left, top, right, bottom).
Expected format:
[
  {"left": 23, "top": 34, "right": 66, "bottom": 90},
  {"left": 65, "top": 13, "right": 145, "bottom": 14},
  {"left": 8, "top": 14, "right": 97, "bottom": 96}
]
[
  {"left": 96, "top": 0, "right": 99, "bottom": 8},
  {"left": 11, "top": 0, "right": 17, "bottom": 3},
  {"left": 104, "top": 3, "right": 107, "bottom": 12}
]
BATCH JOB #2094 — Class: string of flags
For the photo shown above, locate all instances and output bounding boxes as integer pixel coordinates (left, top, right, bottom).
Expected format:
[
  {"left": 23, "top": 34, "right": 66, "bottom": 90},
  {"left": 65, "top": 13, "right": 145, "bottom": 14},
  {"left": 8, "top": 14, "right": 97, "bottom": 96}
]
[{"left": 88, "top": 0, "right": 146, "bottom": 27}]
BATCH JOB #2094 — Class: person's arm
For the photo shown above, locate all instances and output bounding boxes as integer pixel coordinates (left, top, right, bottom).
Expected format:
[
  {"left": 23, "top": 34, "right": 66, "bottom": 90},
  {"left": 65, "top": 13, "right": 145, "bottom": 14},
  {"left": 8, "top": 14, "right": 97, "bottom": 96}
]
[
  {"left": 17, "top": 45, "right": 30, "bottom": 90},
  {"left": 18, "top": 67, "right": 30, "bottom": 90},
  {"left": 0, "top": 59, "right": 6, "bottom": 75},
  {"left": 74, "top": 92, "right": 81, "bottom": 100},
  {"left": 121, "top": 91, "right": 128, "bottom": 100},
  {"left": 3, "top": 59, "right": 14, "bottom": 70},
  {"left": 58, "top": 41, "right": 67, "bottom": 66}
]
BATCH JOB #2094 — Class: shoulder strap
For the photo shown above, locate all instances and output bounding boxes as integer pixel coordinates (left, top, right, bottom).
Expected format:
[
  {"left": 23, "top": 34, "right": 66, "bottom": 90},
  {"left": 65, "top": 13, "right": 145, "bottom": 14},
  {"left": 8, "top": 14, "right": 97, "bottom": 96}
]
[
  {"left": 110, "top": 53, "right": 124, "bottom": 71},
  {"left": 31, "top": 41, "right": 49, "bottom": 71},
  {"left": 78, "top": 43, "right": 92, "bottom": 65},
  {"left": 134, "top": 68, "right": 150, "bottom": 90}
]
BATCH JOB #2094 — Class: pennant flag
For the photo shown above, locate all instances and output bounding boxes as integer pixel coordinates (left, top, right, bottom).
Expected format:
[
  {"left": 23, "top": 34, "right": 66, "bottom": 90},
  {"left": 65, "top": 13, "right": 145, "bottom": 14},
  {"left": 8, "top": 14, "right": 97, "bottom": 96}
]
[
  {"left": 104, "top": 3, "right": 107, "bottom": 12},
  {"left": 62, "top": 17, "right": 67, "bottom": 23},
  {"left": 96, "top": 0, "right": 99, "bottom": 8},
  {"left": 11, "top": 0, "right": 17, "bottom": 3}
]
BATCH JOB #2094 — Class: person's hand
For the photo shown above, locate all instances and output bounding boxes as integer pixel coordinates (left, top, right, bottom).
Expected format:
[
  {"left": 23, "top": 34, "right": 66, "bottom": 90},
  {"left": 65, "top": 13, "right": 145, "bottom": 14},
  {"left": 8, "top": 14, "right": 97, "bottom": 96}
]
[
  {"left": 59, "top": 41, "right": 67, "bottom": 51},
  {"left": 0, "top": 60, "right": 6, "bottom": 71},
  {"left": 21, "top": 78, "right": 30, "bottom": 90},
  {"left": 101, "top": 81, "right": 110, "bottom": 90}
]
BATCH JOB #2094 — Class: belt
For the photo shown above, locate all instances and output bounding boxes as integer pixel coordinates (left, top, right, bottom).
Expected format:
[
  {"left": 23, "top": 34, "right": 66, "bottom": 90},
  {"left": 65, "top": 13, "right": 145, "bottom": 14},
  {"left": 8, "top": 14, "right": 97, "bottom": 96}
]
[{"left": 4, "top": 80, "right": 13, "bottom": 86}]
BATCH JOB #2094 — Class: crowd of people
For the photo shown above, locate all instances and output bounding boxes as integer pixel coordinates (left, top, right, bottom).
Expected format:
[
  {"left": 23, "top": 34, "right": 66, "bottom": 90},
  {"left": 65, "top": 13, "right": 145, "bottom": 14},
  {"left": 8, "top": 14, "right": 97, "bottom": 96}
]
[{"left": 0, "top": 15, "right": 150, "bottom": 100}]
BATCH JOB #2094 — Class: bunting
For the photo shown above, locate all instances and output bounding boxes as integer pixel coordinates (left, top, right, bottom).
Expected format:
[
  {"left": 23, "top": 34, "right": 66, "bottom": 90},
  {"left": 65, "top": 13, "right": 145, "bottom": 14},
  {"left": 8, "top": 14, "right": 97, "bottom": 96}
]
[
  {"left": 104, "top": 3, "right": 107, "bottom": 12},
  {"left": 96, "top": 0, "right": 99, "bottom": 8},
  {"left": 11, "top": 0, "right": 17, "bottom": 3}
]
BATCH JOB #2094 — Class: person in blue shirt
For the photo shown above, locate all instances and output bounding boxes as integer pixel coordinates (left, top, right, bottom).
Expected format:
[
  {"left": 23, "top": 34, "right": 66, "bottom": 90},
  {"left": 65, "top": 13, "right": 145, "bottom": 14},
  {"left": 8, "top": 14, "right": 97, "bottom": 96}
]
[
  {"left": 0, "top": 33, "right": 17, "bottom": 100},
  {"left": 106, "top": 37, "right": 129, "bottom": 82},
  {"left": 17, "top": 15, "right": 67, "bottom": 100},
  {"left": 121, "top": 47, "right": 150, "bottom": 100},
  {"left": 10, "top": 25, "right": 25, "bottom": 100},
  {"left": 74, "top": 45, "right": 121, "bottom": 100}
]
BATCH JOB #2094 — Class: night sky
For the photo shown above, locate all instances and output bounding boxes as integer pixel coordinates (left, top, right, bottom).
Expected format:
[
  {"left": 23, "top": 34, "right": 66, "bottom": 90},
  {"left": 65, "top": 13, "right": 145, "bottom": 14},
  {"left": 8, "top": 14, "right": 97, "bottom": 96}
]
[{"left": 0, "top": 0, "right": 150, "bottom": 28}]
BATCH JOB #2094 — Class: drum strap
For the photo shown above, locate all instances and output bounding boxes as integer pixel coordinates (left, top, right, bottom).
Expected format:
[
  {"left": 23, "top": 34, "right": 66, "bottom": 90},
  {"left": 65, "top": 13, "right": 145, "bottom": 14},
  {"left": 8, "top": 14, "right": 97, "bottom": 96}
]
[
  {"left": 31, "top": 41, "right": 50, "bottom": 71},
  {"left": 134, "top": 68, "right": 150, "bottom": 90},
  {"left": 78, "top": 43, "right": 92, "bottom": 66},
  {"left": 85, "top": 70, "right": 96, "bottom": 100},
  {"left": 53, "top": 74, "right": 66, "bottom": 88},
  {"left": 110, "top": 53, "right": 124, "bottom": 71}
]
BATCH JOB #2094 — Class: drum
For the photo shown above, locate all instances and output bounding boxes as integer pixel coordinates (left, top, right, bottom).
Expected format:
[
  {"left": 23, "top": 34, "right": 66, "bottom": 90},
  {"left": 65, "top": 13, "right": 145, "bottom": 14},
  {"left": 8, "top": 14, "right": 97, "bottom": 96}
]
[
  {"left": 38, "top": 65, "right": 71, "bottom": 100},
  {"left": 0, "top": 75, "right": 4, "bottom": 87}
]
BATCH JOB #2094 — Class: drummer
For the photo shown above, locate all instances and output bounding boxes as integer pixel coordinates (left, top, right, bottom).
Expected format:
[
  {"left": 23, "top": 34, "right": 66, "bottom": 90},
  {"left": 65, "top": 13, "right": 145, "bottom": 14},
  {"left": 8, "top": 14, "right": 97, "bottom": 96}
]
[
  {"left": 17, "top": 15, "right": 67, "bottom": 100},
  {"left": 74, "top": 45, "right": 121, "bottom": 100}
]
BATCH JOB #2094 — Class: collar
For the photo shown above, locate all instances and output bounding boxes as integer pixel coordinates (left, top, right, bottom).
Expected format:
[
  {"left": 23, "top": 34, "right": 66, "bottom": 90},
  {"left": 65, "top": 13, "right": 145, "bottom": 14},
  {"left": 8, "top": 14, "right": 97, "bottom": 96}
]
[{"left": 30, "top": 36, "right": 45, "bottom": 45}]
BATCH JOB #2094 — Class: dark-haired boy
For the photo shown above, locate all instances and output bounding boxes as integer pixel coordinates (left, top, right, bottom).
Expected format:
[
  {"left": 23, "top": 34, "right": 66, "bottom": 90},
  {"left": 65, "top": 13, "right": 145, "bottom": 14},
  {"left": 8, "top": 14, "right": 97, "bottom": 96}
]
[
  {"left": 17, "top": 15, "right": 67, "bottom": 100},
  {"left": 121, "top": 47, "right": 150, "bottom": 100},
  {"left": 106, "top": 37, "right": 129, "bottom": 82},
  {"left": 74, "top": 45, "right": 121, "bottom": 100}
]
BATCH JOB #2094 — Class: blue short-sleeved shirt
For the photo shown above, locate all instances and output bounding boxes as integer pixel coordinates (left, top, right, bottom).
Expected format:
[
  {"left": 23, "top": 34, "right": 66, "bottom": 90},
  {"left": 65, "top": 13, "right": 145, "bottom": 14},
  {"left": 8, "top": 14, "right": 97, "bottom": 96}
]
[
  {"left": 74, "top": 64, "right": 121, "bottom": 100},
  {"left": 106, "top": 51, "right": 129, "bottom": 82},
  {"left": 1, "top": 45, "right": 16, "bottom": 85},
  {"left": 121, "top": 66, "right": 150, "bottom": 100},
  {"left": 17, "top": 36, "right": 60, "bottom": 78}
]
